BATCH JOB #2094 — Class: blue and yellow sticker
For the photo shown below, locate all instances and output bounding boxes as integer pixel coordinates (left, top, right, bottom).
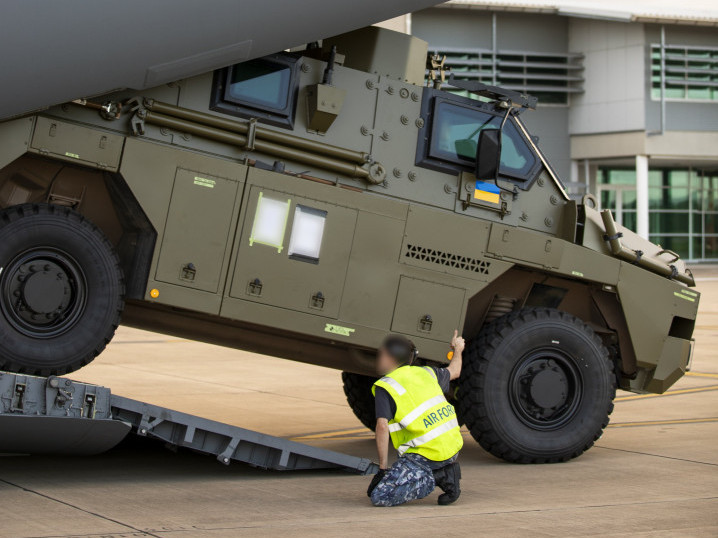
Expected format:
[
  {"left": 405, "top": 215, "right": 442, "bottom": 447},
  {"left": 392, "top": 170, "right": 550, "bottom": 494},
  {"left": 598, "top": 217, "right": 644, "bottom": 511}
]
[{"left": 474, "top": 180, "right": 500, "bottom": 204}]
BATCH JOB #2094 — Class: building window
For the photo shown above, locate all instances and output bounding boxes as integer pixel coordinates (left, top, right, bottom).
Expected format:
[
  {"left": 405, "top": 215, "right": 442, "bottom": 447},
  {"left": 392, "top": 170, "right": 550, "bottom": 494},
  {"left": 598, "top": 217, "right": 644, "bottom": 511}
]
[
  {"left": 211, "top": 54, "right": 300, "bottom": 128},
  {"left": 598, "top": 168, "right": 718, "bottom": 261},
  {"left": 651, "top": 44, "right": 718, "bottom": 101},
  {"left": 428, "top": 47, "right": 584, "bottom": 105}
]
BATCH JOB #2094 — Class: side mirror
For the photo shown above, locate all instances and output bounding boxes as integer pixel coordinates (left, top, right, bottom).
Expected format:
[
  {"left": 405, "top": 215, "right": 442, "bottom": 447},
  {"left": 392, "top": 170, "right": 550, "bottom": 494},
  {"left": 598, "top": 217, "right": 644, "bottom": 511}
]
[{"left": 475, "top": 128, "right": 502, "bottom": 180}]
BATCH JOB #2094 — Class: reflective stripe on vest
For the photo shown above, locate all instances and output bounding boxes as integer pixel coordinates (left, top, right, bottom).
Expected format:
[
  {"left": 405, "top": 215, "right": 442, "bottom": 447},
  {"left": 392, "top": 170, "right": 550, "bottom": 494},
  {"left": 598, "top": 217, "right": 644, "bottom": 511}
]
[
  {"left": 397, "top": 418, "right": 460, "bottom": 455},
  {"left": 388, "top": 394, "right": 446, "bottom": 433},
  {"left": 378, "top": 376, "right": 406, "bottom": 395}
]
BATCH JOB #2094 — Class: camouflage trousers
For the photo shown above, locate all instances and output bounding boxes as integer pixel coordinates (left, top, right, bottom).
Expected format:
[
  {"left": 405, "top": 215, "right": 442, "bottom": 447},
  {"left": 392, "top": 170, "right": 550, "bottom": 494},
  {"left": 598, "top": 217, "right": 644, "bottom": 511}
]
[{"left": 370, "top": 453, "right": 457, "bottom": 507}]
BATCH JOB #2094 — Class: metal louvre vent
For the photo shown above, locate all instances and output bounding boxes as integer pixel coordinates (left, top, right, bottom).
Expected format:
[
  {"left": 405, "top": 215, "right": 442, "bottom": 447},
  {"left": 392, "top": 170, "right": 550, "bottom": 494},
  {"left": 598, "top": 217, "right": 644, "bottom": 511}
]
[
  {"left": 429, "top": 46, "right": 584, "bottom": 105},
  {"left": 405, "top": 244, "right": 490, "bottom": 274},
  {"left": 651, "top": 43, "right": 718, "bottom": 101}
]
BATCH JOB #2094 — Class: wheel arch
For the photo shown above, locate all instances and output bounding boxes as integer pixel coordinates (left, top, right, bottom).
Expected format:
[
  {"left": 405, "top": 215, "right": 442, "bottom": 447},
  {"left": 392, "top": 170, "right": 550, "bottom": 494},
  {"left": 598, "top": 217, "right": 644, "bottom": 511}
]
[
  {"left": 463, "top": 267, "right": 637, "bottom": 386},
  {"left": 0, "top": 153, "right": 156, "bottom": 300}
]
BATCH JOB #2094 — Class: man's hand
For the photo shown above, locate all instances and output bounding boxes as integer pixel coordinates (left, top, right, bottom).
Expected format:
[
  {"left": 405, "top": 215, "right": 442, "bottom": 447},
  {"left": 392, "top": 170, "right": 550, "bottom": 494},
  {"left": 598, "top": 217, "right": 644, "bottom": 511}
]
[
  {"left": 367, "top": 469, "right": 387, "bottom": 497},
  {"left": 450, "top": 329, "right": 465, "bottom": 354},
  {"left": 447, "top": 329, "right": 465, "bottom": 381}
]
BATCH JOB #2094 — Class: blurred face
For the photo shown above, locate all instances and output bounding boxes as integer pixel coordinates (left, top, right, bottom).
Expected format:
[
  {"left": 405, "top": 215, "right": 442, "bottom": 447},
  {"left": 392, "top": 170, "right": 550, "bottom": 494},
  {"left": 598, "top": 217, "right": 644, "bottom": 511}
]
[{"left": 376, "top": 347, "right": 400, "bottom": 376}]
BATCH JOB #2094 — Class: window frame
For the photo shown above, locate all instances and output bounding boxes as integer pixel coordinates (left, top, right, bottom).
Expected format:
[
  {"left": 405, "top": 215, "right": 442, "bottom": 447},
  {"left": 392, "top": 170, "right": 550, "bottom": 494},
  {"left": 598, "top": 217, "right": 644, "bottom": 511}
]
[
  {"left": 210, "top": 53, "right": 300, "bottom": 129},
  {"left": 415, "top": 90, "right": 542, "bottom": 188}
]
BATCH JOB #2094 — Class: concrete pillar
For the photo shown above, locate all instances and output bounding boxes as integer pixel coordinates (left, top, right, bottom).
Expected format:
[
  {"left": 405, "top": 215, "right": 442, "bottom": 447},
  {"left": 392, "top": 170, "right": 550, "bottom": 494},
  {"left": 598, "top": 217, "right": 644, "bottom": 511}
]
[{"left": 636, "top": 155, "right": 649, "bottom": 239}]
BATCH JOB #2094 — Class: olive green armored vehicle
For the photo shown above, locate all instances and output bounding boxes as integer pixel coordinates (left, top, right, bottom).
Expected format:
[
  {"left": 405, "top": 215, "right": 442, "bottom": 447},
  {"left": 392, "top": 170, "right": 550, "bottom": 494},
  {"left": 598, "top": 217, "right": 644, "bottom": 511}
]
[{"left": 0, "top": 7, "right": 698, "bottom": 463}]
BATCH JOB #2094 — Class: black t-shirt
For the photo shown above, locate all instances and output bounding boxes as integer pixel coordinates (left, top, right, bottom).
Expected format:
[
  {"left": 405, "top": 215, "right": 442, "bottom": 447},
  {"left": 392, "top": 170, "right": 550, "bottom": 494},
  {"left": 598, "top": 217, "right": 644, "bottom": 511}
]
[{"left": 374, "top": 367, "right": 451, "bottom": 420}]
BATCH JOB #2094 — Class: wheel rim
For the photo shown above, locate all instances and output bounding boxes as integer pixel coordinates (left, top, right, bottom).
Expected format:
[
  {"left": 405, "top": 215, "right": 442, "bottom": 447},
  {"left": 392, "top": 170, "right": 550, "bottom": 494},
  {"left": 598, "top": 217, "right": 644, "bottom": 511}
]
[
  {"left": 1, "top": 248, "right": 87, "bottom": 338},
  {"left": 508, "top": 347, "right": 583, "bottom": 430}
]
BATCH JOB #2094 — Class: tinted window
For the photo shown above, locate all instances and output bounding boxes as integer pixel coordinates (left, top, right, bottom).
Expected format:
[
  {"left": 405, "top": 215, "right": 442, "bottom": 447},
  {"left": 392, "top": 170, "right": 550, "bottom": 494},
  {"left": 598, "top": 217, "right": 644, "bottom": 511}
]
[
  {"left": 210, "top": 54, "right": 299, "bottom": 128},
  {"left": 429, "top": 101, "right": 536, "bottom": 179},
  {"left": 227, "top": 60, "right": 291, "bottom": 112}
]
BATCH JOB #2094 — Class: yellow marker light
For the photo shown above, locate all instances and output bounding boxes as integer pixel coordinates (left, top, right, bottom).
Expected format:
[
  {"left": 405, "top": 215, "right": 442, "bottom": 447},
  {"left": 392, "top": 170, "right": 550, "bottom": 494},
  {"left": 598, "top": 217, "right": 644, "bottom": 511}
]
[
  {"left": 447, "top": 350, "right": 454, "bottom": 361},
  {"left": 150, "top": 288, "right": 160, "bottom": 298}
]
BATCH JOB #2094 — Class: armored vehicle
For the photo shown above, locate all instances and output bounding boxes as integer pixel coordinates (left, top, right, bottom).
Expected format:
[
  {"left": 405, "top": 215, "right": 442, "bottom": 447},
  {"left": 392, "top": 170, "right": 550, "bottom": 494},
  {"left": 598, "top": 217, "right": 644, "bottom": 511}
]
[{"left": 0, "top": 16, "right": 698, "bottom": 463}]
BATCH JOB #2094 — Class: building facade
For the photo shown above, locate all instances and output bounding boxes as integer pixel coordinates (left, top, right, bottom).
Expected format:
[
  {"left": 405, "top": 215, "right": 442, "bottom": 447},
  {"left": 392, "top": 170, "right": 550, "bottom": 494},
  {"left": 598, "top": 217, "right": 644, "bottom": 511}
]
[{"left": 398, "top": 1, "right": 718, "bottom": 261}]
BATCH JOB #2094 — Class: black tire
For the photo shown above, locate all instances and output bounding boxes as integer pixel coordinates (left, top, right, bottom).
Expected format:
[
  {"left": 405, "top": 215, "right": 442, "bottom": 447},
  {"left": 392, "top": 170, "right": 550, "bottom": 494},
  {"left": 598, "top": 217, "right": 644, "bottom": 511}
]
[
  {"left": 342, "top": 371, "right": 378, "bottom": 431},
  {"left": 0, "top": 204, "right": 124, "bottom": 375},
  {"left": 458, "top": 307, "right": 615, "bottom": 463}
]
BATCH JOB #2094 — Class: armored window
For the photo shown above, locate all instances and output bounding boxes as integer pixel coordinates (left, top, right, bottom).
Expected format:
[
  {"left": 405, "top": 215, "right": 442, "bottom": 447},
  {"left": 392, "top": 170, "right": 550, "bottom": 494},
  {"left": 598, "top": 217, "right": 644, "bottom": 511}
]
[
  {"left": 428, "top": 100, "right": 537, "bottom": 181},
  {"left": 211, "top": 54, "right": 299, "bottom": 128}
]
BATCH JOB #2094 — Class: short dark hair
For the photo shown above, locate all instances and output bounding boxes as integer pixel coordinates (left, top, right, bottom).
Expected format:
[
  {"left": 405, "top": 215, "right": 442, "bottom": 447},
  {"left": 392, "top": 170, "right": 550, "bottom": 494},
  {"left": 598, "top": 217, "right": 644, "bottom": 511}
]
[{"left": 380, "top": 334, "right": 417, "bottom": 365}]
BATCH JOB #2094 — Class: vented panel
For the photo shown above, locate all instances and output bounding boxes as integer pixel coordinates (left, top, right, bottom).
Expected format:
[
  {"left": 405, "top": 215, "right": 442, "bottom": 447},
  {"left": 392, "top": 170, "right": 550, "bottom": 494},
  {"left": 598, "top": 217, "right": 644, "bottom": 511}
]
[{"left": 405, "top": 244, "right": 490, "bottom": 274}]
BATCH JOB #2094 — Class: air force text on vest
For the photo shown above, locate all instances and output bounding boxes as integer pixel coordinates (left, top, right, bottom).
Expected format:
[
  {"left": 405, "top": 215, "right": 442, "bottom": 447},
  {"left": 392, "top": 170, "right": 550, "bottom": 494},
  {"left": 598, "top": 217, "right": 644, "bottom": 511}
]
[{"left": 423, "top": 404, "right": 456, "bottom": 428}]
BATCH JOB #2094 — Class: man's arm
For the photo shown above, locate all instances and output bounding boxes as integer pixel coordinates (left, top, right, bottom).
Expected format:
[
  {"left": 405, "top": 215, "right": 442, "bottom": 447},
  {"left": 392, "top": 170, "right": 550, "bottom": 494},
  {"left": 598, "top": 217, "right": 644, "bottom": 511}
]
[
  {"left": 446, "top": 329, "right": 465, "bottom": 381},
  {"left": 375, "top": 418, "right": 390, "bottom": 470}
]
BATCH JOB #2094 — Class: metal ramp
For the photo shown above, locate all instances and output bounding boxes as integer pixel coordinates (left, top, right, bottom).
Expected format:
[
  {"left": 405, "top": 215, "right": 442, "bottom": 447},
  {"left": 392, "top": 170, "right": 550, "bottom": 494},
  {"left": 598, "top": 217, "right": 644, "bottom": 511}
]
[{"left": 0, "top": 371, "right": 377, "bottom": 475}]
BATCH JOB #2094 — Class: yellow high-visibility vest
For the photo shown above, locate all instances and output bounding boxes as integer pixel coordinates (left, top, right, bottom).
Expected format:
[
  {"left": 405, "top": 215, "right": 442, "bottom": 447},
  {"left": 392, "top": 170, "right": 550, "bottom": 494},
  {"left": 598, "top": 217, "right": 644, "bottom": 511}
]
[{"left": 373, "top": 365, "right": 463, "bottom": 461}]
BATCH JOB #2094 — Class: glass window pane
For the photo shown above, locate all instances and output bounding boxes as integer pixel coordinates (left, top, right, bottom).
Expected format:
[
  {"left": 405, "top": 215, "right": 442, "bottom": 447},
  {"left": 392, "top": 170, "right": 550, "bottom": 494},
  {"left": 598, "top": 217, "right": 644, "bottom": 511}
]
[
  {"left": 622, "top": 211, "right": 637, "bottom": 232},
  {"left": 430, "top": 101, "right": 537, "bottom": 178},
  {"left": 600, "top": 190, "right": 616, "bottom": 209},
  {"left": 650, "top": 212, "right": 689, "bottom": 234},
  {"left": 607, "top": 170, "right": 635, "bottom": 185},
  {"left": 622, "top": 190, "right": 637, "bottom": 210},
  {"left": 667, "top": 170, "right": 690, "bottom": 188},
  {"left": 706, "top": 213, "right": 718, "bottom": 235},
  {"left": 228, "top": 59, "right": 291, "bottom": 111},
  {"left": 648, "top": 170, "right": 663, "bottom": 187},
  {"left": 649, "top": 188, "right": 689, "bottom": 210},
  {"left": 693, "top": 212, "right": 704, "bottom": 235},
  {"left": 705, "top": 236, "right": 718, "bottom": 259},
  {"left": 706, "top": 182, "right": 718, "bottom": 212}
]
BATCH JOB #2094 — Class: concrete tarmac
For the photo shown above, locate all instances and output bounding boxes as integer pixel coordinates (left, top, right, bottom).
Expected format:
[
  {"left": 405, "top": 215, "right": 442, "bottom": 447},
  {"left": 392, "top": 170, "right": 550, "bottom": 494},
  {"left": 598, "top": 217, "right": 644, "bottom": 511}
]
[{"left": 1, "top": 271, "right": 717, "bottom": 537}]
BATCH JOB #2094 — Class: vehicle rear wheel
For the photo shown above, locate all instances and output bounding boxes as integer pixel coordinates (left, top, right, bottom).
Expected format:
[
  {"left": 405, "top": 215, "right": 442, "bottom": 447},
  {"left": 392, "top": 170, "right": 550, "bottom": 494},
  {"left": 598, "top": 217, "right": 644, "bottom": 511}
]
[
  {"left": 0, "top": 204, "right": 124, "bottom": 375},
  {"left": 458, "top": 307, "right": 615, "bottom": 463},
  {"left": 342, "top": 371, "right": 378, "bottom": 431}
]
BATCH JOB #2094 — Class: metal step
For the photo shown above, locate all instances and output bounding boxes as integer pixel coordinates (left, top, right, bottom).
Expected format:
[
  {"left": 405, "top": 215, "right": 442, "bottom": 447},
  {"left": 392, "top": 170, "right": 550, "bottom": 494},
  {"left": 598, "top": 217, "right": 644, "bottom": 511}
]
[{"left": 0, "top": 371, "right": 377, "bottom": 475}]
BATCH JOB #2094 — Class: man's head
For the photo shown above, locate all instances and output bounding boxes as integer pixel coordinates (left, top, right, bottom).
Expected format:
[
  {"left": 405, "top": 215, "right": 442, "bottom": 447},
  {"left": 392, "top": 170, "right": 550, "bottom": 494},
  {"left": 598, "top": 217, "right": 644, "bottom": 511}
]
[{"left": 376, "top": 334, "right": 417, "bottom": 375}]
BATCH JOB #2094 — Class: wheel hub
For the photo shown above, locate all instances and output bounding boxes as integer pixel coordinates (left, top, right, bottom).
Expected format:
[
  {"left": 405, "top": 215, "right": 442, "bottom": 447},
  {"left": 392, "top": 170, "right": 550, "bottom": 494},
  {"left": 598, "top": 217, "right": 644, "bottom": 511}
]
[
  {"left": 21, "top": 262, "right": 71, "bottom": 314},
  {"left": 1, "top": 249, "right": 86, "bottom": 338},
  {"left": 509, "top": 350, "right": 582, "bottom": 430}
]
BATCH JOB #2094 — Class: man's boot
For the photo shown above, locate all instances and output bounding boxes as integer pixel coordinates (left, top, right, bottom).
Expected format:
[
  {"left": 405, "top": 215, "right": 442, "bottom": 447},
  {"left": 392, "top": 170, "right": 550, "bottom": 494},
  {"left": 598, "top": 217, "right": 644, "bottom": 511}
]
[{"left": 433, "top": 461, "right": 461, "bottom": 505}]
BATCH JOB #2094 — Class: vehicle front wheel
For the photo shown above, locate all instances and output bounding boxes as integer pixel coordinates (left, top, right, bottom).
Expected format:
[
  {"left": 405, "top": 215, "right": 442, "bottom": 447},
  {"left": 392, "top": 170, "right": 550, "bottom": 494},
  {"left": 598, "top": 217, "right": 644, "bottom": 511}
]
[
  {"left": 0, "top": 204, "right": 124, "bottom": 375},
  {"left": 458, "top": 307, "right": 615, "bottom": 463}
]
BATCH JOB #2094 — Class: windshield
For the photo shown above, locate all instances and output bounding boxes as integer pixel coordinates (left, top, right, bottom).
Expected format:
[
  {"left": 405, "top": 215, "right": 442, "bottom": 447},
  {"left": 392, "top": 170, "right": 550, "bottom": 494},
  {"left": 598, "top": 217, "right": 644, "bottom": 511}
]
[{"left": 430, "top": 101, "right": 537, "bottom": 179}]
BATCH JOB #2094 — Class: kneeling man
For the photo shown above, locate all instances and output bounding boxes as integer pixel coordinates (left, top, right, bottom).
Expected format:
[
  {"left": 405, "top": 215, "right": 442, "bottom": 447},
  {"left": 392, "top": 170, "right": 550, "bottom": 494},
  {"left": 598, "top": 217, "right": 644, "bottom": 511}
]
[{"left": 367, "top": 331, "right": 464, "bottom": 506}]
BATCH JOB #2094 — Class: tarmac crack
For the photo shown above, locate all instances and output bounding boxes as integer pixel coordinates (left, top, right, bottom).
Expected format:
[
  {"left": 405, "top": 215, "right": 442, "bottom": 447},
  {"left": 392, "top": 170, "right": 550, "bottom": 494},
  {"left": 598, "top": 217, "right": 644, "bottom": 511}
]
[
  {"left": 0, "top": 477, "right": 162, "bottom": 538},
  {"left": 594, "top": 445, "right": 718, "bottom": 467}
]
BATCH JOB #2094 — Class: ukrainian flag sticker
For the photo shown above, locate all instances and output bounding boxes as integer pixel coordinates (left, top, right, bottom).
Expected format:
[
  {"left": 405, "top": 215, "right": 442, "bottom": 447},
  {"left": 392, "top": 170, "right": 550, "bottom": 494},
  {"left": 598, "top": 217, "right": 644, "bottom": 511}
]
[{"left": 474, "top": 181, "right": 501, "bottom": 204}]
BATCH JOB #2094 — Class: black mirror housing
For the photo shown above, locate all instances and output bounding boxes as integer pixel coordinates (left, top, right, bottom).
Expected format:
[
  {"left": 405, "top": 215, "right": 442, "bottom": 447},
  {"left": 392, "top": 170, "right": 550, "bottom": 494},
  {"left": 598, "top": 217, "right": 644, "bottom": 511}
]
[{"left": 475, "top": 128, "right": 502, "bottom": 180}]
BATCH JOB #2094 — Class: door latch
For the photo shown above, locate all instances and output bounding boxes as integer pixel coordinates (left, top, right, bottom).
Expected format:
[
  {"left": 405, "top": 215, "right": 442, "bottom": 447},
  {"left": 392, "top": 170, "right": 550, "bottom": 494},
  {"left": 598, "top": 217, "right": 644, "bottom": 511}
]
[
  {"left": 310, "top": 291, "right": 325, "bottom": 310},
  {"left": 418, "top": 314, "right": 433, "bottom": 333},
  {"left": 247, "top": 278, "right": 263, "bottom": 296},
  {"left": 180, "top": 263, "right": 196, "bottom": 281}
]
